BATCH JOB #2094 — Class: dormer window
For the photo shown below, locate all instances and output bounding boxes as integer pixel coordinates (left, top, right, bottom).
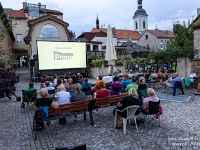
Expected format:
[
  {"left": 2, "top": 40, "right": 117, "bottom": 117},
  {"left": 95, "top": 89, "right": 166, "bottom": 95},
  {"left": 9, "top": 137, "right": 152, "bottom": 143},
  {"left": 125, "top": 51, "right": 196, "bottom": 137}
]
[{"left": 160, "top": 40, "right": 164, "bottom": 49}]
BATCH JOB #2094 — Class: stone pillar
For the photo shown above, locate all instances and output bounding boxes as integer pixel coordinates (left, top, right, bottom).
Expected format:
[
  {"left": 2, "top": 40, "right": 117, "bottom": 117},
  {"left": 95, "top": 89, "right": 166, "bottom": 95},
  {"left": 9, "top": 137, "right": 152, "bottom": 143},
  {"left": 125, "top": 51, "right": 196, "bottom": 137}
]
[
  {"left": 90, "top": 44, "right": 93, "bottom": 51},
  {"left": 98, "top": 44, "right": 102, "bottom": 51}
]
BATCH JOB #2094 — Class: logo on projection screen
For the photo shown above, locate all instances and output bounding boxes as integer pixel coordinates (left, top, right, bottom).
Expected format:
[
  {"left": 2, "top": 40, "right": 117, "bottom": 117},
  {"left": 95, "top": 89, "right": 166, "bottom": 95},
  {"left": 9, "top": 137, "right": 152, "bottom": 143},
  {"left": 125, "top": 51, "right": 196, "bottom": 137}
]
[{"left": 53, "top": 51, "right": 73, "bottom": 60}]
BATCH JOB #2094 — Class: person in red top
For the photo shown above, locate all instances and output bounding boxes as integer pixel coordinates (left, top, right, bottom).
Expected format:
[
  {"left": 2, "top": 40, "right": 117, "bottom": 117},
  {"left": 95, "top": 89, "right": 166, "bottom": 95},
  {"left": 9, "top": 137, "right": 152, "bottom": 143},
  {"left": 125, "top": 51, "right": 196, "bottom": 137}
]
[{"left": 95, "top": 82, "right": 110, "bottom": 114}]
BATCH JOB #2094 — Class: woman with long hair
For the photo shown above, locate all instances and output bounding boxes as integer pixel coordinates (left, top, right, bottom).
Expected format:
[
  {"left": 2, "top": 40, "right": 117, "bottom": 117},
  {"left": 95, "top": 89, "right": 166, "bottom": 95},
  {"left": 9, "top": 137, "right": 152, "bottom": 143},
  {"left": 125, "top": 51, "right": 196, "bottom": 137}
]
[{"left": 114, "top": 88, "right": 142, "bottom": 129}]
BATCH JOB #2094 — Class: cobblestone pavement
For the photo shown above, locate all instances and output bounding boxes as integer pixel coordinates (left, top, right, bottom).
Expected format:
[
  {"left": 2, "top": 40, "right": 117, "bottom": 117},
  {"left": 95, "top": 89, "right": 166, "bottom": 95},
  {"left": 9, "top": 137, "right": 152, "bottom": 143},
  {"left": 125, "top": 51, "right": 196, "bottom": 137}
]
[{"left": 1, "top": 67, "right": 200, "bottom": 150}]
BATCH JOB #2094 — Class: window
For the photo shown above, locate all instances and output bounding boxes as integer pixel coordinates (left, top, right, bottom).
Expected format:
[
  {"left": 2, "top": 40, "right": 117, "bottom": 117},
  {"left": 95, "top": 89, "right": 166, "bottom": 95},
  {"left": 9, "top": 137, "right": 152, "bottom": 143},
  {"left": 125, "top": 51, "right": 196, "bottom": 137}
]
[
  {"left": 15, "top": 19, "right": 21, "bottom": 25},
  {"left": 160, "top": 40, "right": 164, "bottom": 49},
  {"left": 39, "top": 24, "right": 60, "bottom": 38},
  {"left": 145, "top": 35, "right": 148, "bottom": 39},
  {"left": 135, "top": 22, "right": 138, "bottom": 30},
  {"left": 143, "top": 21, "right": 146, "bottom": 29},
  {"left": 16, "top": 34, "right": 22, "bottom": 42}
]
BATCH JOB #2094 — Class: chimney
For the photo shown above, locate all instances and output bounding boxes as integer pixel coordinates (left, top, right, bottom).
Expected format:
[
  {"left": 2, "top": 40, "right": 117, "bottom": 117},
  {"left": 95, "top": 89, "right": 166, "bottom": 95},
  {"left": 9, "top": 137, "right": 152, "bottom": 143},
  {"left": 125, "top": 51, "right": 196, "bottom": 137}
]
[
  {"left": 23, "top": 2, "right": 27, "bottom": 9},
  {"left": 197, "top": 8, "right": 200, "bottom": 16}
]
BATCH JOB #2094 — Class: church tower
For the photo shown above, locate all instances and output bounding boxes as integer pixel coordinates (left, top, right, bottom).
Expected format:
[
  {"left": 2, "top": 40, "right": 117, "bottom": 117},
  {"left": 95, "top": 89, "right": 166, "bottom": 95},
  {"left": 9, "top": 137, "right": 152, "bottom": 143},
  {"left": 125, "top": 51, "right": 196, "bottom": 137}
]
[
  {"left": 96, "top": 14, "right": 99, "bottom": 29},
  {"left": 133, "top": 0, "right": 148, "bottom": 34}
]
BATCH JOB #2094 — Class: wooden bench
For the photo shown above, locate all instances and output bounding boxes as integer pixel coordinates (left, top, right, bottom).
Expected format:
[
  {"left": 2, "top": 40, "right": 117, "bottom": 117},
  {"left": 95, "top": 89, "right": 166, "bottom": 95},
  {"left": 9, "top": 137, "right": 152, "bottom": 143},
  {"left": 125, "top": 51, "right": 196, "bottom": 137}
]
[
  {"left": 33, "top": 99, "right": 90, "bottom": 140},
  {"left": 88, "top": 93, "right": 128, "bottom": 126}
]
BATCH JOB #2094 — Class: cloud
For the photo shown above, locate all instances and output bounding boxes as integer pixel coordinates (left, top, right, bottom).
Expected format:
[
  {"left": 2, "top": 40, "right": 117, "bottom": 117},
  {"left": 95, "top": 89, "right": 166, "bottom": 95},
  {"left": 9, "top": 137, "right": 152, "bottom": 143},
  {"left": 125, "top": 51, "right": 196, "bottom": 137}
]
[{"left": 0, "top": 0, "right": 199, "bottom": 36}]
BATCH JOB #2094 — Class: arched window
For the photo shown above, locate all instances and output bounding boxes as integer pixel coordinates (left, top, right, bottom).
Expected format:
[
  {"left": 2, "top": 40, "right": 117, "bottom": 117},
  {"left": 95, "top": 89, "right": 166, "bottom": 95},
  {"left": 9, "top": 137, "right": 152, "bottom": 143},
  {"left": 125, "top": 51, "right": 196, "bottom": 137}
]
[
  {"left": 143, "top": 21, "right": 146, "bottom": 29},
  {"left": 39, "top": 24, "right": 60, "bottom": 38},
  {"left": 135, "top": 22, "right": 138, "bottom": 30}
]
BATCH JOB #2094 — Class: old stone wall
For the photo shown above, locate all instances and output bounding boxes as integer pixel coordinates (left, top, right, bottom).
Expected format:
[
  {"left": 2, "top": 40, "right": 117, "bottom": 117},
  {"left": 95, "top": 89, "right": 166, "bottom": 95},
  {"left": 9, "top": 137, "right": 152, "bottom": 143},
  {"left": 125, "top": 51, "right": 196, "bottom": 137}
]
[
  {"left": 191, "top": 59, "right": 200, "bottom": 85},
  {"left": 194, "top": 29, "right": 200, "bottom": 59},
  {"left": 176, "top": 58, "right": 191, "bottom": 78}
]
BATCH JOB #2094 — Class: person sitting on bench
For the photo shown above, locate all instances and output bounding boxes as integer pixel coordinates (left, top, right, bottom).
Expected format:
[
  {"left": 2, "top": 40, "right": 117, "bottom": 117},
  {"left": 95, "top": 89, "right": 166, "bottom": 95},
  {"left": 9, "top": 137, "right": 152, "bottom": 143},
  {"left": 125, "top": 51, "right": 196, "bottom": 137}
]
[{"left": 35, "top": 88, "right": 58, "bottom": 109}]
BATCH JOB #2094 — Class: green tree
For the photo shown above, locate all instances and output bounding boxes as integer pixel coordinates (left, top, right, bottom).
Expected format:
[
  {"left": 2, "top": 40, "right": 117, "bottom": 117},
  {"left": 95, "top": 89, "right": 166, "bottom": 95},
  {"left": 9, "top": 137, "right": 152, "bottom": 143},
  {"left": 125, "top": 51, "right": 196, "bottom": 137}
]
[
  {"left": 148, "top": 24, "right": 196, "bottom": 62},
  {"left": 0, "top": 12, "right": 18, "bottom": 69}
]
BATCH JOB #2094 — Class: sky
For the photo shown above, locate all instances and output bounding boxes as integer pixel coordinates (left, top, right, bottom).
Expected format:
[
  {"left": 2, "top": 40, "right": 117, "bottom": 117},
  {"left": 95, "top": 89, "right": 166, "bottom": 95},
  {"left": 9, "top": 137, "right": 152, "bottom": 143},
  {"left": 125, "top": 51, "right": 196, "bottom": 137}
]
[{"left": 1, "top": 0, "right": 200, "bottom": 36}]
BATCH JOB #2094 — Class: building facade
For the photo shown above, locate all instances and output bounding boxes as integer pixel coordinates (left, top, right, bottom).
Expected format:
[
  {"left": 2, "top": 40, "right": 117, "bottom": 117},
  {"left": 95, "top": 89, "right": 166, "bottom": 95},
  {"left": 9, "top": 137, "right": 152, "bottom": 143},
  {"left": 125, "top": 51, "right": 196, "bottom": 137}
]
[
  {"left": 137, "top": 30, "right": 174, "bottom": 50},
  {"left": 8, "top": 2, "right": 69, "bottom": 61}
]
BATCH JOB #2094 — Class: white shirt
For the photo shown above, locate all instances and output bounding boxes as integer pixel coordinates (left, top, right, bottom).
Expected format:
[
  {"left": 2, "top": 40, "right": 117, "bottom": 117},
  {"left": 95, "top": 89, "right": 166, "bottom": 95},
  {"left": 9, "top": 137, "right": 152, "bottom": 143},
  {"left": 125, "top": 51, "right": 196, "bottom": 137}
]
[
  {"left": 128, "top": 74, "right": 133, "bottom": 79},
  {"left": 55, "top": 91, "right": 71, "bottom": 105},
  {"left": 53, "top": 79, "right": 57, "bottom": 87},
  {"left": 190, "top": 73, "right": 197, "bottom": 82}
]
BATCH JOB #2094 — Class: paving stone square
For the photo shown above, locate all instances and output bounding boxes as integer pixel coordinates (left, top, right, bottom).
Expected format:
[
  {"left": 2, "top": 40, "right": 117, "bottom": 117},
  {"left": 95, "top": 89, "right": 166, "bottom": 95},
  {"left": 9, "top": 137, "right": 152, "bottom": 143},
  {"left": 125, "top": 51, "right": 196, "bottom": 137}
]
[{"left": 0, "top": 68, "right": 200, "bottom": 150}]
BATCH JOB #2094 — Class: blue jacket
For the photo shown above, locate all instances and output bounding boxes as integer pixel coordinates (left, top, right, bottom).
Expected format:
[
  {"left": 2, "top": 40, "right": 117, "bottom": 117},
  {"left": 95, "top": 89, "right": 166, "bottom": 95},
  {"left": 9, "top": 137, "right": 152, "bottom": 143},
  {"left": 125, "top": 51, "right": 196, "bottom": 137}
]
[
  {"left": 121, "top": 80, "right": 131, "bottom": 93},
  {"left": 39, "top": 106, "right": 49, "bottom": 121}
]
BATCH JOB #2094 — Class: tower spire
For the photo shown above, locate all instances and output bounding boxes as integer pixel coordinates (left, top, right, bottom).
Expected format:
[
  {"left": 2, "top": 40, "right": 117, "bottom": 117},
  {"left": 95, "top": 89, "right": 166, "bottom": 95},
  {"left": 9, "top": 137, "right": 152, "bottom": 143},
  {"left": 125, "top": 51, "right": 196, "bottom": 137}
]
[
  {"left": 96, "top": 14, "right": 99, "bottom": 29},
  {"left": 138, "top": 0, "right": 143, "bottom": 9}
]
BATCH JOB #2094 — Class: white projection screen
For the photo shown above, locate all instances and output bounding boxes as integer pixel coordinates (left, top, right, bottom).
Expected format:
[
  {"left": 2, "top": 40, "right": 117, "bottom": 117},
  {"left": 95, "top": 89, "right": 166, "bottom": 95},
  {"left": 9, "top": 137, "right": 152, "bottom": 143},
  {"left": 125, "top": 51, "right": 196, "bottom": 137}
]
[{"left": 37, "top": 41, "right": 86, "bottom": 70}]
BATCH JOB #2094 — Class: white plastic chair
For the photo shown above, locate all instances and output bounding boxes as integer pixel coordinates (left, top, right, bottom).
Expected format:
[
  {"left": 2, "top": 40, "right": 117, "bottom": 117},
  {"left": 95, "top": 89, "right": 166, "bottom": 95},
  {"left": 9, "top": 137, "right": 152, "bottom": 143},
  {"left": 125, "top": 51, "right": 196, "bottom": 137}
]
[{"left": 114, "top": 105, "right": 140, "bottom": 134}]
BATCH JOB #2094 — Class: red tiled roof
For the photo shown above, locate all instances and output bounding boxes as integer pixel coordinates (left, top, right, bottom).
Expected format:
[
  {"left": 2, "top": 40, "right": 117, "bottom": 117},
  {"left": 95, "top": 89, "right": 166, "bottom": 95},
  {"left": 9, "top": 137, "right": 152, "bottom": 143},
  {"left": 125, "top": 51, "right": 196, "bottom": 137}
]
[
  {"left": 10, "top": 10, "right": 26, "bottom": 19},
  {"left": 77, "top": 32, "right": 97, "bottom": 41},
  {"left": 94, "top": 30, "right": 107, "bottom": 37},
  {"left": 91, "top": 28, "right": 141, "bottom": 40},
  {"left": 148, "top": 30, "right": 174, "bottom": 38},
  {"left": 45, "top": 9, "right": 63, "bottom": 15}
]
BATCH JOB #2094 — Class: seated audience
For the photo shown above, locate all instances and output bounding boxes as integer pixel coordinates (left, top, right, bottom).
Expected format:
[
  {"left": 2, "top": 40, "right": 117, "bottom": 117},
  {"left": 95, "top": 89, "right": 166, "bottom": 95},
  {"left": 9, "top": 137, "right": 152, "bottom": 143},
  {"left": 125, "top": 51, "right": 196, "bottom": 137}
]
[
  {"left": 65, "top": 78, "right": 75, "bottom": 95},
  {"left": 148, "top": 70, "right": 158, "bottom": 82},
  {"left": 40, "top": 76, "right": 46, "bottom": 89},
  {"left": 113, "top": 71, "right": 119, "bottom": 77},
  {"left": 157, "top": 69, "right": 163, "bottom": 81},
  {"left": 78, "top": 74, "right": 84, "bottom": 84},
  {"left": 110, "top": 76, "right": 121, "bottom": 95},
  {"left": 44, "top": 76, "right": 53, "bottom": 87},
  {"left": 161, "top": 72, "right": 181, "bottom": 92},
  {"left": 72, "top": 74, "right": 78, "bottom": 84},
  {"left": 44, "top": 81, "right": 55, "bottom": 99},
  {"left": 114, "top": 88, "right": 142, "bottom": 129},
  {"left": 55, "top": 85, "right": 71, "bottom": 105},
  {"left": 144, "top": 70, "right": 151, "bottom": 80},
  {"left": 35, "top": 88, "right": 58, "bottom": 109},
  {"left": 142, "top": 88, "right": 159, "bottom": 112},
  {"left": 128, "top": 70, "right": 133, "bottom": 79},
  {"left": 95, "top": 82, "right": 110, "bottom": 114},
  {"left": 125, "top": 76, "right": 138, "bottom": 92},
  {"left": 96, "top": 82, "right": 110, "bottom": 98},
  {"left": 56, "top": 78, "right": 62, "bottom": 88},
  {"left": 25, "top": 82, "right": 36, "bottom": 92},
  {"left": 138, "top": 77, "right": 147, "bottom": 100},
  {"left": 71, "top": 84, "right": 86, "bottom": 102},
  {"left": 121, "top": 75, "right": 131, "bottom": 93},
  {"left": 71, "top": 84, "right": 86, "bottom": 120},
  {"left": 53, "top": 74, "right": 58, "bottom": 87},
  {"left": 63, "top": 79, "right": 69, "bottom": 87},
  {"left": 95, "top": 75, "right": 106, "bottom": 91},
  {"left": 188, "top": 69, "right": 197, "bottom": 83},
  {"left": 81, "top": 78, "right": 92, "bottom": 96}
]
